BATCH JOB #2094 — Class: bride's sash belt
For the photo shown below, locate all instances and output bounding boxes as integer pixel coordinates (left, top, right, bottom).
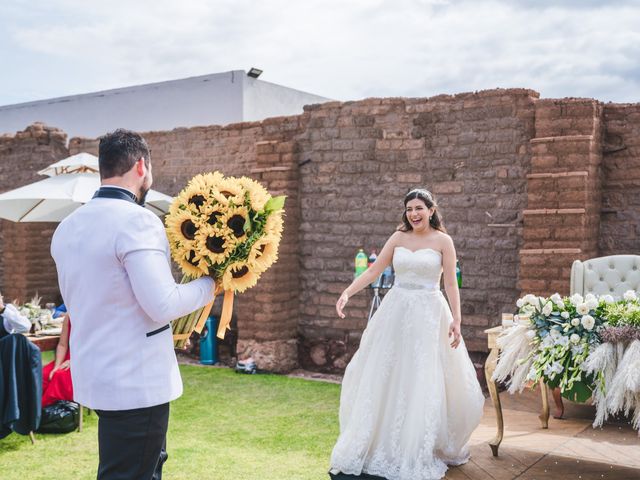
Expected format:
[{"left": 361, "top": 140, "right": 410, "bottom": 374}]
[{"left": 394, "top": 280, "right": 440, "bottom": 291}]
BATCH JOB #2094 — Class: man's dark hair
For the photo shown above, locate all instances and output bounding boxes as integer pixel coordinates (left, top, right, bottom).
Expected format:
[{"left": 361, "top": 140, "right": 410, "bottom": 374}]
[{"left": 98, "top": 129, "right": 151, "bottom": 179}]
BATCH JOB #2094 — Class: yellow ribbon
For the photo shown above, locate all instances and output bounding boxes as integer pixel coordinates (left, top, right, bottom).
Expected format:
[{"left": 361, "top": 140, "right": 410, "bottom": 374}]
[{"left": 216, "top": 290, "right": 235, "bottom": 339}]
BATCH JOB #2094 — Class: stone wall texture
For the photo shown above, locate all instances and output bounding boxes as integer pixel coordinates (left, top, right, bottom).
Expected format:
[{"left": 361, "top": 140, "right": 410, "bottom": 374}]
[{"left": 1, "top": 88, "right": 639, "bottom": 373}]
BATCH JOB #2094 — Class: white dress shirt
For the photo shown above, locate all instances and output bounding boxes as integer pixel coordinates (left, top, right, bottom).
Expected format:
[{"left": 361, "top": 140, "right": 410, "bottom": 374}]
[
  {"left": 1, "top": 303, "right": 31, "bottom": 334},
  {"left": 51, "top": 192, "right": 215, "bottom": 410}
]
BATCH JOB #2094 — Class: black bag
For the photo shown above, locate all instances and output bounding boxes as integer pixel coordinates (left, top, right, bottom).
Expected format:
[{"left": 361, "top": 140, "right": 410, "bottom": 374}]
[{"left": 37, "top": 400, "right": 79, "bottom": 434}]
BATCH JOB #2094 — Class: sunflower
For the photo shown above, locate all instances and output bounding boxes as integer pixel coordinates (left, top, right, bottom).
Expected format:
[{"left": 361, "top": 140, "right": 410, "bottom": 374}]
[
  {"left": 194, "top": 224, "right": 234, "bottom": 265},
  {"left": 199, "top": 203, "right": 226, "bottom": 228},
  {"left": 238, "top": 176, "right": 271, "bottom": 211},
  {"left": 247, "top": 234, "right": 280, "bottom": 273},
  {"left": 212, "top": 178, "right": 245, "bottom": 206},
  {"left": 166, "top": 208, "right": 200, "bottom": 243},
  {"left": 264, "top": 211, "right": 284, "bottom": 236},
  {"left": 221, "top": 259, "right": 260, "bottom": 293},
  {"left": 220, "top": 206, "right": 251, "bottom": 241},
  {"left": 172, "top": 242, "right": 209, "bottom": 277},
  {"left": 180, "top": 182, "right": 213, "bottom": 213}
]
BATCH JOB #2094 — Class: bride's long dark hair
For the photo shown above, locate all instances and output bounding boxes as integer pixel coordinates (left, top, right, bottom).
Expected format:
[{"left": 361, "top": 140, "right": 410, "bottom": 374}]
[{"left": 397, "top": 188, "right": 446, "bottom": 233}]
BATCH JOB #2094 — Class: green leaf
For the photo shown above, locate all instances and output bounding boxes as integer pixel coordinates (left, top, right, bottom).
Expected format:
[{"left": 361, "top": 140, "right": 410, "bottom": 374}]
[
  {"left": 264, "top": 195, "right": 286, "bottom": 213},
  {"left": 561, "top": 380, "right": 593, "bottom": 403}
]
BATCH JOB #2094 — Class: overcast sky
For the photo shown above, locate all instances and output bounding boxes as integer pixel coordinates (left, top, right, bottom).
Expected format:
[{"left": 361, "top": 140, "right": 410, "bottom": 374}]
[{"left": 1, "top": 0, "right": 639, "bottom": 105}]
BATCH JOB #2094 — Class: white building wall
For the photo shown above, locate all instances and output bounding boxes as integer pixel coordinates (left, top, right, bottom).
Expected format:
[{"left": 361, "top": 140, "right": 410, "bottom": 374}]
[
  {"left": 0, "top": 70, "right": 331, "bottom": 139},
  {"left": 242, "top": 76, "right": 331, "bottom": 122}
]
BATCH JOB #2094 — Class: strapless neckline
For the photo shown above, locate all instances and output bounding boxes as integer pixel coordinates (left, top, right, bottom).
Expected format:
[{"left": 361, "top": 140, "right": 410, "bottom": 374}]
[{"left": 395, "top": 246, "right": 442, "bottom": 256}]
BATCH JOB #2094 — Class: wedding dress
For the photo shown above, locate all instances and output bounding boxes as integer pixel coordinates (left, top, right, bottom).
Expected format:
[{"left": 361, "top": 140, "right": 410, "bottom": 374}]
[{"left": 330, "top": 246, "right": 484, "bottom": 480}]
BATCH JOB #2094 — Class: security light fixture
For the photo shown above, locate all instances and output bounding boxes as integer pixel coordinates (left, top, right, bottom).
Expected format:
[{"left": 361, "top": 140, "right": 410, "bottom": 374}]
[{"left": 247, "top": 67, "right": 263, "bottom": 78}]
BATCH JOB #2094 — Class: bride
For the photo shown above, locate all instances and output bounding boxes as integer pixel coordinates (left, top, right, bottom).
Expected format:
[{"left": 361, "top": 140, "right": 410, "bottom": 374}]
[{"left": 329, "top": 188, "right": 484, "bottom": 480}]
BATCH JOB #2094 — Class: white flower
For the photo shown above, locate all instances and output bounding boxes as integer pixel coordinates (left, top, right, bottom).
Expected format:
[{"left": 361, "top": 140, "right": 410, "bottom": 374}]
[
  {"left": 550, "top": 328, "right": 562, "bottom": 339},
  {"left": 570, "top": 293, "right": 584, "bottom": 306},
  {"left": 544, "top": 361, "right": 564, "bottom": 376},
  {"left": 623, "top": 290, "right": 637, "bottom": 302},
  {"left": 581, "top": 315, "right": 595, "bottom": 331},
  {"left": 570, "top": 333, "right": 581, "bottom": 344},
  {"left": 601, "top": 294, "right": 615, "bottom": 304},
  {"left": 516, "top": 298, "right": 525, "bottom": 308},
  {"left": 571, "top": 318, "right": 581, "bottom": 327},
  {"left": 525, "top": 330, "right": 536, "bottom": 339},
  {"left": 550, "top": 293, "right": 564, "bottom": 308},
  {"left": 542, "top": 335, "right": 554, "bottom": 348},
  {"left": 557, "top": 335, "right": 569, "bottom": 347},
  {"left": 576, "top": 303, "right": 590, "bottom": 315},
  {"left": 571, "top": 344, "right": 585, "bottom": 356},
  {"left": 526, "top": 366, "right": 538, "bottom": 381},
  {"left": 523, "top": 294, "right": 538, "bottom": 306},
  {"left": 542, "top": 302, "right": 553, "bottom": 316},
  {"left": 585, "top": 294, "right": 599, "bottom": 310},
  {"left": 561, "top": 311, "right": 570, "bottom": 319}
]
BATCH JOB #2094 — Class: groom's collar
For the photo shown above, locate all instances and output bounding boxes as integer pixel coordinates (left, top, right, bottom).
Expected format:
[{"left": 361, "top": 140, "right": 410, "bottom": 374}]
[{"left": 93, "top": 185, "right": 139, "bottom": 205}]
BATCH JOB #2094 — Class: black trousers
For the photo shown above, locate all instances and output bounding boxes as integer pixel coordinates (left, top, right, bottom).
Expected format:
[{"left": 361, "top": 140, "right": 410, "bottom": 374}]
[{"left": 95, "top": 403, "right": 170, "bottom": 480}]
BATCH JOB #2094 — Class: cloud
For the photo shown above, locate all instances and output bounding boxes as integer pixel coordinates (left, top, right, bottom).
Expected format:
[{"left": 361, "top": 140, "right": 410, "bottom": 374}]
[{"left": 1, "top": 0, "right": 639, "bottom": 104}]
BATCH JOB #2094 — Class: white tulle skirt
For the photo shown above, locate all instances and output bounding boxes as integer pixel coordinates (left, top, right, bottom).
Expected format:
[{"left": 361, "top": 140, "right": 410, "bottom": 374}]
[{"left": 330, "top": 286, "right": 485, "bottom": 480}]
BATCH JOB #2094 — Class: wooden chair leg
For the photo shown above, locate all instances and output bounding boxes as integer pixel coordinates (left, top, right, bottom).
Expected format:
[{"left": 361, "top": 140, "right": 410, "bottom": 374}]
[{"left": 29, "top": 431, "right": 36, "bottom": 444}]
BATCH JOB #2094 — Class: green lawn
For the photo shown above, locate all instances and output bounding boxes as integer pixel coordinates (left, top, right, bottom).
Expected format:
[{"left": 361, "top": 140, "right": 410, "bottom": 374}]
[{"left": 0, "top": 365, "right": 341, "bottom": 480}]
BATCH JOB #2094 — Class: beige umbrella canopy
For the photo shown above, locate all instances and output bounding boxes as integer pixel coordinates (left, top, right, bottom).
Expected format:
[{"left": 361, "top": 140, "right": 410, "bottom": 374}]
[
  {"left": 0, "top": 153, "right": 173, "bottom": 222},
  {"left": 38, "top": 152, "right": 100, "bottom": 176}
]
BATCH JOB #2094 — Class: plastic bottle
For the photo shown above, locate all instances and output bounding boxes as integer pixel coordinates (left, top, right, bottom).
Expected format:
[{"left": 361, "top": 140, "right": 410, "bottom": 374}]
[
  {"left": 355, "top": 249, "right": 368, "bottom": 278},
  {"left": 456, "top": 260, "right": 462, "bottom": 288},
  {"left": 368, "top": 250, "right": 377, "bottom": 268},
  {"left": 382, "top": 265, "right": 394, "bottom": 288}
]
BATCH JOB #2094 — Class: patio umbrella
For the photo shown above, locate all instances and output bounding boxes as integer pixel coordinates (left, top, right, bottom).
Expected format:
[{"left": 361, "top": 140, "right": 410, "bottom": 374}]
[
  {"left": 37, "top": 152, "right": 99, "bottom": 176},
  {"left": 0, "top": 154, "right": 173, "bottom": 222}
]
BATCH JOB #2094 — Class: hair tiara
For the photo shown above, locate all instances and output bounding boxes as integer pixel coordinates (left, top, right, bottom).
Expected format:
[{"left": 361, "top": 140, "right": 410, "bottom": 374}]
[{"left": 407, "top": 188, "right": 433, "bottom": 200}]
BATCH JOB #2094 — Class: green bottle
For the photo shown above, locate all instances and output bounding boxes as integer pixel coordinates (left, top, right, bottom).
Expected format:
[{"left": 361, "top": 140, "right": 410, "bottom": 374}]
[
  {"left": 456, "top": 260, "right": 462, "bottom": 288},
  {"left": 355, "top": 249, "right": 368, "bottom": 278}
]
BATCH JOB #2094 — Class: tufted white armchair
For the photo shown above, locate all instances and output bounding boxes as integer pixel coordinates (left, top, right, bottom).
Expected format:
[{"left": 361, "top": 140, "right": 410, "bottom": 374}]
[{"left": 570, "top": 255, "right": 640, "bottom": 298}]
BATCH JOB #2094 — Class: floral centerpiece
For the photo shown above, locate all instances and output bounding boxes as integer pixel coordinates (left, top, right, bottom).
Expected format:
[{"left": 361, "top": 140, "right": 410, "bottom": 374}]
[
  {"left": 17, "top": 293, "right": 55, "bottom": 330},
  {"left": 165, "top": 172, "right": 285, "bottom": 348},
  {"left": 494, "top": 289, "right": 640, "bottom": 432},
  {"left": 513, "top": 293, "right": 608, "bottom": 402}
]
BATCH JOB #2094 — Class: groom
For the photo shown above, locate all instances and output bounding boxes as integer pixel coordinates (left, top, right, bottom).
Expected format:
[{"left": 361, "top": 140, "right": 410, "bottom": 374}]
[{"left": 51, "top": 129, "right": 215, "bottom": 479}]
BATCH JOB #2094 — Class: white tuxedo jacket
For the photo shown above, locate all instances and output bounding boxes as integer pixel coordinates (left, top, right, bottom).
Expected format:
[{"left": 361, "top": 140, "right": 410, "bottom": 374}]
[{"left": 51, "top": 190, "right": 214, "bottom": 410}]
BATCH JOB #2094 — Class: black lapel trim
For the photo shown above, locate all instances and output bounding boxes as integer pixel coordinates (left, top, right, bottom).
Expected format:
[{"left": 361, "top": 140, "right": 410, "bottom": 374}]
[{"left": 146, "top": 323, "right": 171, "bottom": 337}]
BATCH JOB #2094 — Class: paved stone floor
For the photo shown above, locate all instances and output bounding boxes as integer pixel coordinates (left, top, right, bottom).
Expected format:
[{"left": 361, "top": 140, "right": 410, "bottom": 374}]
[{"left": 450, "top": 388, "right": 640, "bottom": 480}]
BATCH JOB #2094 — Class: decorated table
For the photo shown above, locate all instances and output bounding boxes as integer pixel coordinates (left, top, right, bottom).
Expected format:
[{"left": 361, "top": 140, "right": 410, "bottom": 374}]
[
  {"left": 25, "top": 333, "right": 60, "bottom": 352},
  {"left": 485, "top": 290, "right": 640, "bottom": 457}
]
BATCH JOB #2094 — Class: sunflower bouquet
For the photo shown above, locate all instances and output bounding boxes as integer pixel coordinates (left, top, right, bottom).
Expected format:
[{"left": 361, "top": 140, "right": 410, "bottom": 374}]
[{"left": 165, "top": 172, "right": 285, "bottom": 347}]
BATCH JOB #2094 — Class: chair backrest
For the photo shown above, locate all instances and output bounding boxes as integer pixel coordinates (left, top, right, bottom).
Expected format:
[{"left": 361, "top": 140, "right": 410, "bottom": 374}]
[{"left": 570, "top": 255, "right": 640, "bottom": 298}]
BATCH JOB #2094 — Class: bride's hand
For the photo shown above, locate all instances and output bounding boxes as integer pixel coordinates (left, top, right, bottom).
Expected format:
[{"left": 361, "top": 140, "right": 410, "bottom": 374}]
[
  {"left": 449, "top": 322, "right": 462, "bottom": 349},
  {"left": 336, "top": 292, "right": 349, "bottom": 319}
]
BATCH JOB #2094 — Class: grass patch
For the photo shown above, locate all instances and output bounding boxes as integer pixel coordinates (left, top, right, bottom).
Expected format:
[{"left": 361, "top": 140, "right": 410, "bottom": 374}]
[{"left": 0, "top": 366, "right": 340, "bottom": 480}]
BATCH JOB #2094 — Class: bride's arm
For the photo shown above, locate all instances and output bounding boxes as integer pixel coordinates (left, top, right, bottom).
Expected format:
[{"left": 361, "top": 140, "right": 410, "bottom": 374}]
[
  {"left": 336, "top": 232, "right": 400, "bottom": 318},
  {"left": 442, "top": 235, "right": 462, "bottom": 348}
]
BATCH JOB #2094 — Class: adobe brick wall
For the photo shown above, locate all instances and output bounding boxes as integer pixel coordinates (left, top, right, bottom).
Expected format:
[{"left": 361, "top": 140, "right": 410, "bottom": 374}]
[
  {"left": 0, "top": 123, "right": 68, "bottom": 304},
  {"left": 600, "top": 104, "right": 640, "bottom": 255},
  {"left": 519, "top": 99, "right": 604, "bottom": 296},
  {"left": 69, "top": 118, "right": 305, "bottom": 372},
  {"left": 297, "top": 90, "right": 539, "bottom": 370},
  {"left": 2, "top": 88, "right": 639, "bottom": 373}
]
